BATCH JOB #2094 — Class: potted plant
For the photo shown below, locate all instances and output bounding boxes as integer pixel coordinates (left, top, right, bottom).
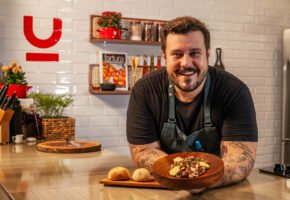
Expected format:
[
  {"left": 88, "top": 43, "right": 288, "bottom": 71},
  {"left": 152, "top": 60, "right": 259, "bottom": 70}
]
[
  {"left": 28, "top": 93, "right": 74, "bottom": 140},
  {"left": 96, "top": 11, "right": 123, "bottom": 39},
  {"left": 1, "top": 61, "right": 32, "bottom": 98}
]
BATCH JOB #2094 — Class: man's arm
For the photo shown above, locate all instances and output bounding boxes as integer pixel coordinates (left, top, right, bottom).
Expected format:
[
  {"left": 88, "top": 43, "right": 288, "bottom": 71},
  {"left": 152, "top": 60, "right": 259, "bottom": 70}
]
[
  {"left": 211, "top": 141, "right": 257, "bottom": 188},
  {"left": 129, "top": 141, "right": 167, "bottom": 172},
  {"left": 130, "top": 140, "right": 256, "bottom": 191}
]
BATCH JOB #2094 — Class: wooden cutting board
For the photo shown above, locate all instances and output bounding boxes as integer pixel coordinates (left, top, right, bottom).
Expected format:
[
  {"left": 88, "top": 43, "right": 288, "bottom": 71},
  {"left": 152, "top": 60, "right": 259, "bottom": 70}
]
[
  {"left": 37, "top": 140, "right": 101, "bottom": 153},
  {"left": 100, "top": 178, "right": 167, "bottom": 189}
]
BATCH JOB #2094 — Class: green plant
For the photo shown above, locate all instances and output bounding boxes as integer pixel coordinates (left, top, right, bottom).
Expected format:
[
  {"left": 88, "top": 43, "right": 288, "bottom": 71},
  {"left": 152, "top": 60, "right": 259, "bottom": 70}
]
[
  {"left": 97, "top": 11, "right": 122, "bottom": 28},
  {"left": 1, "top": 61, "right": 27, "bottom": 84},
  {"left": 28, "top": 93, "right": 73, "bottom": 118}
]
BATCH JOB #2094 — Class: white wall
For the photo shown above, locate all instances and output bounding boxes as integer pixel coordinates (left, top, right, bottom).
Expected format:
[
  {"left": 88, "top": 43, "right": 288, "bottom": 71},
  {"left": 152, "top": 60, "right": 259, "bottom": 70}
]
[{"left": 1, "top": 0, "right": 290, "bottom": 168}]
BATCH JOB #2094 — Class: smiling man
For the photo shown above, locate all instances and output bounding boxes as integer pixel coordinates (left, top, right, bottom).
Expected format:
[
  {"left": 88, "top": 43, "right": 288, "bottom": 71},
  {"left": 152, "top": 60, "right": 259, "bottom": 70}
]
[{"left": 126, "top": 16, "right": 258, "bottom": 191}]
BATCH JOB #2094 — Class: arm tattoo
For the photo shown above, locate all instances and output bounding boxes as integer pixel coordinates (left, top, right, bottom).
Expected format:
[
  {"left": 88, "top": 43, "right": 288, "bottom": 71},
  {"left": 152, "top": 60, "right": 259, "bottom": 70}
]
[
  {"left": 130, "top": 143, "right": 167, "bottom": 172},
  {"left": 219, "top": 141, "right": 256, "bottom": 187},
  {"left": 137, "top": 149, "right": 165, "bottom": 171}
]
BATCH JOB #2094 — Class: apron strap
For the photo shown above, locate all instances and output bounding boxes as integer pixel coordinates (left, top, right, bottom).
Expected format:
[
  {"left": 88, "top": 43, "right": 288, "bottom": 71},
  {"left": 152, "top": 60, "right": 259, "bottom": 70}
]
[
  {"left": 204, "top": 73, "right": 212, "bottom": 128},
  {"left": 167, "top": 72, "right": 212, "bottom": 127},
  {"left": 168, "top": 80, "right": 176, "bottom": 123}
]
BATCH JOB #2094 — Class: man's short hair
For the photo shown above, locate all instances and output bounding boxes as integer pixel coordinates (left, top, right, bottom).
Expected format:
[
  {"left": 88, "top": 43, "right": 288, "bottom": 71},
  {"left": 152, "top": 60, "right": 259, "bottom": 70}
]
[{"left": 161, "top": 16, "right": 210, "bottom": 53}]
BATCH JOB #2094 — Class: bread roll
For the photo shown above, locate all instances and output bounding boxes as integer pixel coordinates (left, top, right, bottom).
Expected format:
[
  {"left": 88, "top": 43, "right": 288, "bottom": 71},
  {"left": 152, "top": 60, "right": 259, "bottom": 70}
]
[
  {"left": 107, "top": 167, "right": 131, "bottom": 181},
  {"left": 132, "top": 168, "right": 154, "bottom": 182}
]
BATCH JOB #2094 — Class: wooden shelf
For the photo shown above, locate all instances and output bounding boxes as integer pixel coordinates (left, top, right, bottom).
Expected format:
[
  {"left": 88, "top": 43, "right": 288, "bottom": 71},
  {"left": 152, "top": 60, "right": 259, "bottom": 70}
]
[
  {"left": 89, "top": 85, "right": 131, "bottom": 95},
  {"left": 89, "top": 14, "right": 167, "bottom": 95},
  {"left": 89, "top": 38, "right": 160, "bottom": 46},
  {"left": 90, "top": 15, "right": 167, "bottom": 45}
]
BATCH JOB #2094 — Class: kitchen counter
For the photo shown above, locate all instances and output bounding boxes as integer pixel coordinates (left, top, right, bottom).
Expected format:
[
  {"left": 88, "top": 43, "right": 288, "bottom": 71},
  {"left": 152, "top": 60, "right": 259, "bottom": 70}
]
[{"left": 0, "top": 143, "right": 289, "bottom": 200}]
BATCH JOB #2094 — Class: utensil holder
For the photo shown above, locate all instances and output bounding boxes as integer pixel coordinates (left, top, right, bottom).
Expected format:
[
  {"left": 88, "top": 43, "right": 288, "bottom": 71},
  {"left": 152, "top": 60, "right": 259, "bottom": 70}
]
[{"left": 0, "top": 109, "right": 14, "bottom": 144}]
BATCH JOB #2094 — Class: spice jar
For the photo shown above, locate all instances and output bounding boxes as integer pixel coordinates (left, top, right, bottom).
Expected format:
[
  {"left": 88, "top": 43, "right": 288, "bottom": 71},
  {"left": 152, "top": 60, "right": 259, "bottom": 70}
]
[
  {"left": 130, "top": 20, "right": 142, "bottom": 41},
  {"left": 143, "top": 21, "right": 155, "bottom": 42},
  {"left": 155, "top": 21, "right": 166, "bottom": 42},
  {"left": 120, "top": 19, "right": 131, "bottom": 40}
]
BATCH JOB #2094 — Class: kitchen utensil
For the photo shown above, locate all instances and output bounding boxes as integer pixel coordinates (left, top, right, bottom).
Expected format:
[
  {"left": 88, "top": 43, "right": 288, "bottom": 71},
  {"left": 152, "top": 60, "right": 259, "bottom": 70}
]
[
  {"left": 100, "top": 178, "right": 166, "bottom": 189},
  {"left": 0, "top": 84, "right": 8, "bottom": 105},
  {"left": 3, "top": 91, "right": 16, "bottom": 110},
  {"left": 152, "top": 152, "right": 224, "bottom": 190},
  {"left": 214, "top": 48, "right": 225, "bottom": 70},
  {"left": 37, "top": 140, "right": 101, "bottom": 153}
]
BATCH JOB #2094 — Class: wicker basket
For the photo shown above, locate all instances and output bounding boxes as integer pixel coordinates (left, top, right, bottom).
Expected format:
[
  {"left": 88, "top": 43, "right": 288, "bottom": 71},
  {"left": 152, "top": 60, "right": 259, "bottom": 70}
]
[{"left": 41, "top": 117, "right": 75, "bottom": 140}]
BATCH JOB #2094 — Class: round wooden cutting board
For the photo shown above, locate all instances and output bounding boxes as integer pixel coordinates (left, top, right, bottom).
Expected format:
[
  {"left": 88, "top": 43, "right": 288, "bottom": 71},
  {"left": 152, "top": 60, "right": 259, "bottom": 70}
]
[{"left": 37, "top": 140, "right": 101, "bottom": 153}]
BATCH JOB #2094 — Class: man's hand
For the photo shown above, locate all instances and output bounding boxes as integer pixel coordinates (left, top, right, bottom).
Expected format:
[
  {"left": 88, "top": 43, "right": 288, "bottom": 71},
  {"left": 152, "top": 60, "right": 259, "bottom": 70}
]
[{"left": 129, "top": 141, "right": 167, "bottom": 172}]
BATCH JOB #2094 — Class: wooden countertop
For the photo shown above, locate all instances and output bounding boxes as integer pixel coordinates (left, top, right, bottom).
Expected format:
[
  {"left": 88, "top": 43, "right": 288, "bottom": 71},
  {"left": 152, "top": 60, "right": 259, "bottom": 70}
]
[{"left": 0, "top": 143, "right": 290, "bottom": 200}]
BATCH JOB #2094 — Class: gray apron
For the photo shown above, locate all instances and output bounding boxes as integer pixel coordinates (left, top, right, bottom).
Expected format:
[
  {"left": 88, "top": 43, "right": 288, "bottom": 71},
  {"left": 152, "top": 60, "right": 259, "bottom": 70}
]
[{"left": 159, "top": 73, "right": 221, "bottom": 156}]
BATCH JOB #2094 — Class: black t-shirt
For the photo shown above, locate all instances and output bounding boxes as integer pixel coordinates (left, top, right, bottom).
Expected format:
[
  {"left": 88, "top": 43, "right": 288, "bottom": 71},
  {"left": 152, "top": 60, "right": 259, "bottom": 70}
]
[{"left": 127, "top": 66, "right": 258, "bottom": 145}]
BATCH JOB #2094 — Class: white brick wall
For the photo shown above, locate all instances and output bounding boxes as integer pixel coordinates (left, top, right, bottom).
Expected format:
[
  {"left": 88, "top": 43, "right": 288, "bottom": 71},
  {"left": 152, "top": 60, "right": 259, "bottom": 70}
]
[{"left": 0, "top": 0, "right": 289, "bottom": 168}]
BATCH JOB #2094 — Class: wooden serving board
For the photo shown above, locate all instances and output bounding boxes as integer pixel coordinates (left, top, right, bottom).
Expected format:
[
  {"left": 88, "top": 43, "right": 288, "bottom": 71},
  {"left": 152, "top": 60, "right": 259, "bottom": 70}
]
[
  {"left": 100, "top": 178, "right": 167, "bottom": 189},
  {"left": 37, "top": 140, "right": 101, "bottom": 153}
]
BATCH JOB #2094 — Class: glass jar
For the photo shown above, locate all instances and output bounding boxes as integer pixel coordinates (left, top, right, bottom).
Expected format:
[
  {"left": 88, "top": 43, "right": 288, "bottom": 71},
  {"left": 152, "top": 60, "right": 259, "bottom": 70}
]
[
  {"left": 143, "top": 21, "right": 155, "bottom": 42},
  {"left": 130, "top": 20, "right": 142, "bottom": 41},
  {"left": 155, "top": 21, "right": 166, "bottom": 42},
  {"left": 120, "top": 19, "right": 131, "bottom": 40}
]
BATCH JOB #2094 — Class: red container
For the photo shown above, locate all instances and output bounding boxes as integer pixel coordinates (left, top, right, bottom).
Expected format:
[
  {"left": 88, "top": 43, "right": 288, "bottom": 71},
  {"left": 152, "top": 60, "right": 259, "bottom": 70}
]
[
  {"left": 0, "top": 84, "right": 32, "bottom": 98},
  {"left": 97, "top": 27, "right": 122, "bottom": 39}
]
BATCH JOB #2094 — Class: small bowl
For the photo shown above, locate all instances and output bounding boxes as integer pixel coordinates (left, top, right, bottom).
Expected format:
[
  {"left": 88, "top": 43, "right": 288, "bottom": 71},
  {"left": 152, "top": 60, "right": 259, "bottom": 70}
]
[
  {"left": 152, "top": 152, "right": 224, "bottom": 190},
  {"left": 100, "top": 83, "right": 116, "bottom": 91},
  {"left": 26, "top": 137, "right": 37, "bottom": 142}
]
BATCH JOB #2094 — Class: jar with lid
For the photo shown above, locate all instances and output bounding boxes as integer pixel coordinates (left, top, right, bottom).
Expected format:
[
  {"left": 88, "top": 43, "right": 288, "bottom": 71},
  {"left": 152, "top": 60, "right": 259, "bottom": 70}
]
[
  {"left": 143, "top": 21, "right": 155, "bottom": 42},
  {"left": 154, "top": 21, "right": 166, "bottom": 42},
  {"left": 120, "top": 19, "right": 131, "bottom": 40},
  {"left": 130, "top": 20, "right": 142, "bottom": 41}
]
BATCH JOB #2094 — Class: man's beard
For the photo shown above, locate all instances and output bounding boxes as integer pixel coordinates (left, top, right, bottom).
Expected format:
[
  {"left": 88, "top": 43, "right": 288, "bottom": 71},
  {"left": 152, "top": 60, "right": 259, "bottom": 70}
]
[{"left": 169, "top": 67, "right": 207, "bottom": 92}]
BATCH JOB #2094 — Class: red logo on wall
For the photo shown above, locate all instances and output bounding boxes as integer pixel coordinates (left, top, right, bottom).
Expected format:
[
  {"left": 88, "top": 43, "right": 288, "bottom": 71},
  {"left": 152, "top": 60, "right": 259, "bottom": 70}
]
[{"left": 23, "top": 16, "right": 62, "bottom": 62}]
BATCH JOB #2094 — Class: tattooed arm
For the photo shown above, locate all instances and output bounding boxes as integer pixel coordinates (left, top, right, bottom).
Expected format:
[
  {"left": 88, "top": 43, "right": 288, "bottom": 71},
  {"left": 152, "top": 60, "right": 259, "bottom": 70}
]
[
  {"left": 130, "top": 140, "right": 256, "bottom": 192},
  {"left": 210, "top": 141, "right": 257, "bottom": 188},
  {"left": 129, "top": 141, "right": 167, "bottom": 172},
  {"left": 188, "top": 141, "right": 256, "bottom": 193}
]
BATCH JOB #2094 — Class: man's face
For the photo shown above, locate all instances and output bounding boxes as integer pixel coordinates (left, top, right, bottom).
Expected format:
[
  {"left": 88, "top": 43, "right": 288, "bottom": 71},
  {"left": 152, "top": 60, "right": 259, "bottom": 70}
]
[{"left": 164, "top": 31, "right": 210, "bottom": 92}]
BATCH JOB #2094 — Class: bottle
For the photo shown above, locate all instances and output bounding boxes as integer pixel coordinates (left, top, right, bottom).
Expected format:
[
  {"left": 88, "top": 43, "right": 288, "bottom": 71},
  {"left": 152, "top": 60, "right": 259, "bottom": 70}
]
[
  {"left": 142, "top": 55, "right": 148, "bottom": 76},
  {"left": 150, "top": 55, "right": 155, "bottom": 73},
  {"left": 157, "top": 55, "right": 161, "bottom": 70}
]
